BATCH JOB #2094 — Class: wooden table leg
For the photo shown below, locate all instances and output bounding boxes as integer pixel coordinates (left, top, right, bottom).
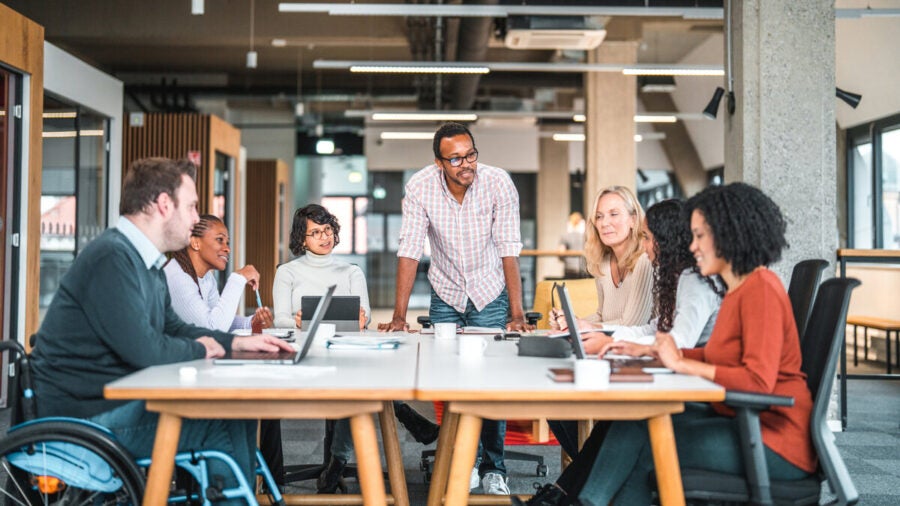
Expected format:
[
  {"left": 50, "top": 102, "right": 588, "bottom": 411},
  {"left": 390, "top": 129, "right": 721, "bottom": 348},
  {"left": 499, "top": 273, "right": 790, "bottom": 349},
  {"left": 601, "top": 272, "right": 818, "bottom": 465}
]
[
  {"left": 444, "top": 413, "right": 482, "bottom": 506},
  {"left": 379, "top": 402, "right": 409, "bottom": 506},
  {"left": 143, "top": 413, "right": 182, "bottom": 506},
  {"left": 350, "top": 413, "right": 388, "bottom": 505},
  {"left": 647, "top": 414, "right": 685, "bottom": 506},
  {"left": 427, "top": 411, "right": 459, "bottom": 506}
]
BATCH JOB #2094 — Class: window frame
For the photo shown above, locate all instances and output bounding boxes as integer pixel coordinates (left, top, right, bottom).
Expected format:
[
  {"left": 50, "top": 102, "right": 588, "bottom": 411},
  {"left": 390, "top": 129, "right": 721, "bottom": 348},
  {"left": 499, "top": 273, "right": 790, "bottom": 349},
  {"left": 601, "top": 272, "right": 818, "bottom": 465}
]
[{"left": 846, "top": 112, "right": 900, "bottom": 249}]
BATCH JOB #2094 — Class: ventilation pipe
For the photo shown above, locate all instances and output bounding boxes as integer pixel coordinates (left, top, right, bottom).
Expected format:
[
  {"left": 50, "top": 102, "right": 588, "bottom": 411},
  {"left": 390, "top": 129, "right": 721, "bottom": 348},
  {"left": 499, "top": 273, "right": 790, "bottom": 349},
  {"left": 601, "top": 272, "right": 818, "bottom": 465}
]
[{"left": 450, "top": 0, "right": 498, "bottom": 110}]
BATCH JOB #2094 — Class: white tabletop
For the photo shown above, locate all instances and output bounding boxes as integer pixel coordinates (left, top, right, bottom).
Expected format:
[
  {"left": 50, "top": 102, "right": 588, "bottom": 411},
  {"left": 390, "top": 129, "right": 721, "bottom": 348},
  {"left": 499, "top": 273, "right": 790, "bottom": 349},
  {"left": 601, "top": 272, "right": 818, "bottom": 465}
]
[
  {"left": 416, "top": 336, "right": 723, "bottom": 402},
  {"left": 105, "top": 331, "right": 419, "bottom": 401}
]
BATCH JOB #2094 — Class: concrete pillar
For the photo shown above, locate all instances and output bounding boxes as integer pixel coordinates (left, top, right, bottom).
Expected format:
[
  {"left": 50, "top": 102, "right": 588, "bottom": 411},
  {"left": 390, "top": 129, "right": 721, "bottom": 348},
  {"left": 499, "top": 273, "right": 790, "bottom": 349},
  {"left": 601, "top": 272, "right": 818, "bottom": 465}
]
[
  {"left": 726, "top": 0, "right": 837, "bottom": 280},
  {"left": 536, "top": 134, "right": 572, "bottom": 281},
  {"left": 584, "top": 42, "right": 639, "bottom": 209}
]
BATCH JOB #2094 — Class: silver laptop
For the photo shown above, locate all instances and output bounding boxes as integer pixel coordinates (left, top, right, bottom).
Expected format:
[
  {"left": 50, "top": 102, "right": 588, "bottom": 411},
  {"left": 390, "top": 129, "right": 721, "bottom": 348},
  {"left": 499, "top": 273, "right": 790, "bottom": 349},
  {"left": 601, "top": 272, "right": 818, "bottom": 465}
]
[
  {"left": 301, "top": 295, "right": 360, "bottom": 332},
  {"left": 555, "top": 283, "right": 588, "bottom": 360},
  {"left": 214, "top": 285, "right": 335, "bottom": 365}
]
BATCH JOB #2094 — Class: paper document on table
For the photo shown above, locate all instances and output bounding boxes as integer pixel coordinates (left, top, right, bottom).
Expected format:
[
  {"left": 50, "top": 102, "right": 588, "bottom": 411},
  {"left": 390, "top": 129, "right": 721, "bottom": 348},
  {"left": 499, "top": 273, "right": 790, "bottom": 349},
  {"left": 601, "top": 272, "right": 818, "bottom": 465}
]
[
  {"left": 420, "top": 326, "right": 503, "bottom": 334},
  {"left": 205, "top": 365, "right": 336, "bottom": 379},
  {"left": 326, "top": 336, "right": 403, "bottom": 350}
]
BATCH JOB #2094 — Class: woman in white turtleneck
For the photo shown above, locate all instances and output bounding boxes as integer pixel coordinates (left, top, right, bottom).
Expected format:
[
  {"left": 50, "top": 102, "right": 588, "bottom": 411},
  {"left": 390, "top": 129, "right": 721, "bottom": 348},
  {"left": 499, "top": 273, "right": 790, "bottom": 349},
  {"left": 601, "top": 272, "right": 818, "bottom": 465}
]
[{"left": 272, "top": 204, "right": 370, "bottom": 330}]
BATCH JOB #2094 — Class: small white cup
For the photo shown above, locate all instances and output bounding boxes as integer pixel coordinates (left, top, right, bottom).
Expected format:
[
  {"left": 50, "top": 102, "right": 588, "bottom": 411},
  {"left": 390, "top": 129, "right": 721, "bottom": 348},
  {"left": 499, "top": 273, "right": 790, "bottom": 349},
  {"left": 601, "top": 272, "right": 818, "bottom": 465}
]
[
  {"left": 434, "top": 322, "right": 458, "bottom": 340},
  {"left": 179, "top": 366, "right": 198, "bottom": 384},
  {"left": 315, "top": 323, "right": 336, "bottom": 340},
  {"left": 574, "top": 359, "right": 611, "bottom": 390},
  {"left": 458, "top": 335, "right": 488, "bottom": 359}
]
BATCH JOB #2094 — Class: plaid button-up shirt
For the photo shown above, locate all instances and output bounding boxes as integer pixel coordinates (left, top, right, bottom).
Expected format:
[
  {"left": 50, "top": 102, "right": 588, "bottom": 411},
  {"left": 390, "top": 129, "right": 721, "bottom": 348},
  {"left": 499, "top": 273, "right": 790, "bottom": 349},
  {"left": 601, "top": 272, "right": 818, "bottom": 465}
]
[{"left": 397, "top": 163, "right": 522, "bottom": 312}]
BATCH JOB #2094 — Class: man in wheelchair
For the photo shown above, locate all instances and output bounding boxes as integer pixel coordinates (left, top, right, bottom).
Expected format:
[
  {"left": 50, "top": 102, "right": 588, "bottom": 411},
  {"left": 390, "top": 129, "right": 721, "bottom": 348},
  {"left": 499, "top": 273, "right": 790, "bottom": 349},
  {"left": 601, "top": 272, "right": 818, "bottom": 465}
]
[{"left": 27, "top": 157, "right": 293, "bottom": 497}]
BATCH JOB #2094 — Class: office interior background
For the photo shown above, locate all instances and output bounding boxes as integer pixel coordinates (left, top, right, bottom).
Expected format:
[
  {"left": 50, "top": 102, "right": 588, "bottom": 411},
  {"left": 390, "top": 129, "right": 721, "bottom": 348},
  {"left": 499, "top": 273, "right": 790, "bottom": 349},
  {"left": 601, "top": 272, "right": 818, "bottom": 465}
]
[{"left": 0, "top": 0, "right": 898, "bottom": 410}]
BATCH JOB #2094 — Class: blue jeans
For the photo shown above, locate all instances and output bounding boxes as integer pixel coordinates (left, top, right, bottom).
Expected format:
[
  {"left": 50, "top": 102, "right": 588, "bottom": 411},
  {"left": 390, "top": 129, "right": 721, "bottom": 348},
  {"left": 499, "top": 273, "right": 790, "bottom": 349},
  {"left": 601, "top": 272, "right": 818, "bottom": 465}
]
[
  {"left": 430, "top": 289, "right": 509, "bottom": 477},
  {"left": 577, "top": 404, "right": 811, "bottom": 506},
  {"left": 89, "top": 401, "right": 257, "bottom": 497}
]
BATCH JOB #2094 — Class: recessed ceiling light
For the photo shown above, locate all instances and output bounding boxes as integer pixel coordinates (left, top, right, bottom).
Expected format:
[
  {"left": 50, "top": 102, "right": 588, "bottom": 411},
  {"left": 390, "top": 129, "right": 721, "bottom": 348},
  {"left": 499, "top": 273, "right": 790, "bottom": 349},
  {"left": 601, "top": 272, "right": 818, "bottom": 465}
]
[
  {"left": 349, "top": 65, "right": 489, "bottom": 74},
  {"left": 371, "top": 112, "right": 478, "bottom": 121},
  {"left": 552, "top": 133, "right": 585, "bottom": 142},
  {"left": 573, "top": 114, "right": 586, "bottom": 122},
  {"left": 271, "top": 38, "right": 287, "bottom": 47}
]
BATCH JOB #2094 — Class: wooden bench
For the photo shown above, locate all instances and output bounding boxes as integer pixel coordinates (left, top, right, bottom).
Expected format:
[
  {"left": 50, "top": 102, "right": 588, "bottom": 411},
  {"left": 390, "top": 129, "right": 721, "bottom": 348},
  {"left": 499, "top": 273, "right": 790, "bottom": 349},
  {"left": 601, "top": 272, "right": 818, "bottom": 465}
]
[{"left": 846, "top": 315, "right": 900, "bottom": 373}]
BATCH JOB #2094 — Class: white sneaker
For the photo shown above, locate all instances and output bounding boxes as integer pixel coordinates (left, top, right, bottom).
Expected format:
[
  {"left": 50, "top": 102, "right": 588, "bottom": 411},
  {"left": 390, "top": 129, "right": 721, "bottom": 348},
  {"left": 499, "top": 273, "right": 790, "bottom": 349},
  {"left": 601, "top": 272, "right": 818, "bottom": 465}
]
[
  {"left": 469, "top": 467, "right": 480, "bottom": 491},
  {"left": 481, "top": 472, "right": 510, "bottom": 495}
]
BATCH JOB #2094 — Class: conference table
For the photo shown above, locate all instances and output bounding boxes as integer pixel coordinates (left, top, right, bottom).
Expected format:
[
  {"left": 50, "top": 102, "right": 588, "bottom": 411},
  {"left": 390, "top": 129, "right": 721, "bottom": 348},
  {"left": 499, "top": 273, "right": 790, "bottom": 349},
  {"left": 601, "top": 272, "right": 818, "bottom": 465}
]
[
  {"left": 416, "top": 338, "right": 725, "bottom": 506},
  {"left": 105, "top": 332, "right": 724, "bottom": 506},
  {"left": 104, "top": 332, "right": 418, "bottom": 506}
]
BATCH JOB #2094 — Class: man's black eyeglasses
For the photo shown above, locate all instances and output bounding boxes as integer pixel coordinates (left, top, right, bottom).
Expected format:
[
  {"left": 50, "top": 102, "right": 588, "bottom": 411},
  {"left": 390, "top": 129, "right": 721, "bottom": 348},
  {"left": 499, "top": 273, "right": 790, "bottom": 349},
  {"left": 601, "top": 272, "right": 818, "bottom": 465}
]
[{"left": 439, "top": 150, "right": 478, "bottom": 167}]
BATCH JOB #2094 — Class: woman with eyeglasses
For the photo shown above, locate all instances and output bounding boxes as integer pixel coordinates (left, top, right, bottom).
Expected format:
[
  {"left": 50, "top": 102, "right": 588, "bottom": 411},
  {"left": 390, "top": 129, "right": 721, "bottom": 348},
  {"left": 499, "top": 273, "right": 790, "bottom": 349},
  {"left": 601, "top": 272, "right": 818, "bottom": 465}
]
[
  {"left": 273, "top": 203, "right": 369, "bottom": 330},
  {"left": 272, "top": 203, "right": 438, "bottom": 493}
]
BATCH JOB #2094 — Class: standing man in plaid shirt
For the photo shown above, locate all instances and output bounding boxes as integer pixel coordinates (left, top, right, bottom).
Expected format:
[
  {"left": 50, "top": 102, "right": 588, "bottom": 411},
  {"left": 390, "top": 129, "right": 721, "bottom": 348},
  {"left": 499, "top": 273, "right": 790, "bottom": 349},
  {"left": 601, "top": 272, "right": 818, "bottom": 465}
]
[{"left": 378, "top": 122, "right": 531, "bottom": 495}]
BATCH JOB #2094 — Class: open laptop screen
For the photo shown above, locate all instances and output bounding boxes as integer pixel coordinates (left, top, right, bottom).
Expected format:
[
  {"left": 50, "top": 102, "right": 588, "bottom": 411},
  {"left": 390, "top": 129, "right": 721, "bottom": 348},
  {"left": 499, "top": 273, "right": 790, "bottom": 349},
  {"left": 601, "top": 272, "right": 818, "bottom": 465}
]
[{"left": 555, "top": 283, "right": 588, "bottom": 360}]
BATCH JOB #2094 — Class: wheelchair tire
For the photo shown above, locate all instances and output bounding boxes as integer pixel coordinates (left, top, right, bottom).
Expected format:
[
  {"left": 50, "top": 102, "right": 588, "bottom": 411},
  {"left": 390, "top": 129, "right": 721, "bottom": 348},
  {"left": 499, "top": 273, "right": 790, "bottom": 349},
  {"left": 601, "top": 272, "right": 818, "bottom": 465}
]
[{"left": 0, "top": 419, "right": 145, "bottom": 505}]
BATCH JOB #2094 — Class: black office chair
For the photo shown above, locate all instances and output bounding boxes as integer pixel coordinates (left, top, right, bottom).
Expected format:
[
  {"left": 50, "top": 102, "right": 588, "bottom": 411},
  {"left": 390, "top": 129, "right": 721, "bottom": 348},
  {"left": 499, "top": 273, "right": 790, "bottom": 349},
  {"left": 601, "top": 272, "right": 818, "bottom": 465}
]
[
  {"left": 680, "top": 277, "right": 860, "bottom": 506},
  {"left": 787, "top": 259, "right": 829, "bottom": 342}
]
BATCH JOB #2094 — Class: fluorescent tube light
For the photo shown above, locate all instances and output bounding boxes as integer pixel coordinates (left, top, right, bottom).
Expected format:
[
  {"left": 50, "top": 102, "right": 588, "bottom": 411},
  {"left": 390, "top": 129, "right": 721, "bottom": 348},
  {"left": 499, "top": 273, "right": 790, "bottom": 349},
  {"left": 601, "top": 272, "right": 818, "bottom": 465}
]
[
  {"left": 573, "top": 114, "right": 586, "bottom": 122},
  {"left": 43, "top": 112, "right": 78, "bottom": 119},
  {"left": 278, "top": 3, "right": 722, "bottom": 19},
  {"left": 553, "top": 133, "right": 585, "bottom": 142},
  {"left": 43, "top": 130, "right": 105, "bottom": 138},
  {"left": 271, "top": 38, "right": 287, "bottom": 47},
  {"left": 191, "top": 0, "right": 204, "bottom": 15},
  {"left": 380, "top": 132, "right": 434, "bottom": 140},
  {"left": 623, "top": 67, "right": 724, "bottom": 76},
  {"left": 371, "top": 112, "right": 478, "bottom": 121},
  {"left": 634, "top": 115, "right": 677, "bottom": 123},
  {"left": 350, "top": 65, "right": 489, "bottom": 74}
]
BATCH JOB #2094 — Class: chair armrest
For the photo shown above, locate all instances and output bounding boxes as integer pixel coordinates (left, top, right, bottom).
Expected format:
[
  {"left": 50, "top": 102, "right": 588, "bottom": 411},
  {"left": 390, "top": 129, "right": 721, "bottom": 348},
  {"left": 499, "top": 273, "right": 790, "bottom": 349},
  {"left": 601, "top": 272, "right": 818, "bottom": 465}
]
[
  {"left": 416, "top": 316, "right": 432, "bottom": 329},
  {"left": 725, "top": 390, "right": 794, "bottom": 410},
  {"left": 525, "top": 312, "right": 542, "bottom": 326}
]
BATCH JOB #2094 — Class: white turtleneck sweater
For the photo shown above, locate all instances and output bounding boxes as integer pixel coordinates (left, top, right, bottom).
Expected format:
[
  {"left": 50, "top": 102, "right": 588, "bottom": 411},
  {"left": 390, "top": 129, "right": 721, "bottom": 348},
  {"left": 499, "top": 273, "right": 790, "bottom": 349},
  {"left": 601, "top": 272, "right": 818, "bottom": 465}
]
[{"left": 272, "top": 252, "right": 371, "bottom": 329}]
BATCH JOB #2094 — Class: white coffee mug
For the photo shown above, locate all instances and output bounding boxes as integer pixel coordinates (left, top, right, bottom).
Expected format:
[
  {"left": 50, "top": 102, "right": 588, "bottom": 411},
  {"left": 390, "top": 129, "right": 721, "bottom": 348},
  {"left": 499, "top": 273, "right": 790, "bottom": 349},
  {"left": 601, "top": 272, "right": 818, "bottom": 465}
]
[
  {"left": 434, "top": 322, "right": 458, "bottom": 340},
  {"left": 315, "top": 322, "right": 336, "bottom": 340},
  {"left": 574, "top": 359, "right": 611, "bottom": 390},
  {"left": 458, "top": 335, "right": 488, "bottom": 359}
]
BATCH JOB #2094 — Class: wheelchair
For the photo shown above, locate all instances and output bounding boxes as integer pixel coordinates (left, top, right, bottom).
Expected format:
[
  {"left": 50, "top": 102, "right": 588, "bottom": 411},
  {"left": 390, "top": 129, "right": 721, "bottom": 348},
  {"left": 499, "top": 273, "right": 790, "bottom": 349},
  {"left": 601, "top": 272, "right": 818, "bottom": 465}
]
[{"left": 0, "top": 340, "right": 284, "bottom": 505}]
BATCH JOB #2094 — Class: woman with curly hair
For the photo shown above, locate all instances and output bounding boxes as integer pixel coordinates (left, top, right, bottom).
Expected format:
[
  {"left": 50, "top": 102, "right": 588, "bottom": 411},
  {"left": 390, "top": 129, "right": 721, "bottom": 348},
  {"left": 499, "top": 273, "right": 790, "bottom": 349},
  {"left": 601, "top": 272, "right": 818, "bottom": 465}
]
[
  {"left": 549, "top": 186, "right": 654, "bottom": 354},
  {"left": 272, "top": 204, "right": 437, "bottom": 493},
  {"left": 272, "top": 203, "right": 369, "bottom": 329},
  {"left": 568, "top": 183, "right": 814, "bottom": 506},
  {"left": 532, "top": 200, "right": 724, "bottom": 504}
]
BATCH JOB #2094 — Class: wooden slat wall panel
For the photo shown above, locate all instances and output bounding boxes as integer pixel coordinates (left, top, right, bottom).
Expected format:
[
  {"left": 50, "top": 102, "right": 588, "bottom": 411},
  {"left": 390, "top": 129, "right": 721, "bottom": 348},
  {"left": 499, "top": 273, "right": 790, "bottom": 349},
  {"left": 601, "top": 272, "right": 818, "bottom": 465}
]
[
  {"left": 122, "top": 113, "right": 234, "bottom": 213},
  {"left": 0, "top": 3, "right": 44, "bottom": 352},
  {"left": 244, "top": 160, "right": 288, "bottom": 309}
]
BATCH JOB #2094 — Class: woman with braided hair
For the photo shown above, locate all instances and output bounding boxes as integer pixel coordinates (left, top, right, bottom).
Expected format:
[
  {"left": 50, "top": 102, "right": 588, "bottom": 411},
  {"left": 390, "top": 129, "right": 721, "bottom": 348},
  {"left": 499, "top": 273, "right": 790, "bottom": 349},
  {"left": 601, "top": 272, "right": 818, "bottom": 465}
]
[{"left": 164, "top": 214, "right": 273, "bottom": 332}]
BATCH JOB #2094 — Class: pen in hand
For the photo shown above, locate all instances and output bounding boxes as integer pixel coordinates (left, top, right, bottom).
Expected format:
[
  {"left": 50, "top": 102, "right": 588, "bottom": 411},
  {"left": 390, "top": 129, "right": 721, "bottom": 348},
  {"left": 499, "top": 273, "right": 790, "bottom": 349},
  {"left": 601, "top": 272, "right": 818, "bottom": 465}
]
[{"left": 255, "top": 289, "right": 263, "bottom": 309}]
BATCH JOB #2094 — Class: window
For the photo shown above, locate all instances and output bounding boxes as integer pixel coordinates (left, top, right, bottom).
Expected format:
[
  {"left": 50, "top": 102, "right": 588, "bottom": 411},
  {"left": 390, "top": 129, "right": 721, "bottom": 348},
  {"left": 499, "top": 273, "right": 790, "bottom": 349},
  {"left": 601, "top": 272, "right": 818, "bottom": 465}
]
[
  {"left": 39, "top": 96, "right": 109, "bottom": 320},
  {"left": 847, "top": 114, "right": 900, "bottom": 249}
]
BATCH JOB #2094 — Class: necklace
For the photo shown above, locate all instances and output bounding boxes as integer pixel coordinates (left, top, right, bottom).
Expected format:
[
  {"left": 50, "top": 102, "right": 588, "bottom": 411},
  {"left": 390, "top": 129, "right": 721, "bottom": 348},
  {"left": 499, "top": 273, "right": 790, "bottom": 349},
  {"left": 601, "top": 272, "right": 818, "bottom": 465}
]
[{"left": 611, "top": 257, "right": 627, "bottom": 286}]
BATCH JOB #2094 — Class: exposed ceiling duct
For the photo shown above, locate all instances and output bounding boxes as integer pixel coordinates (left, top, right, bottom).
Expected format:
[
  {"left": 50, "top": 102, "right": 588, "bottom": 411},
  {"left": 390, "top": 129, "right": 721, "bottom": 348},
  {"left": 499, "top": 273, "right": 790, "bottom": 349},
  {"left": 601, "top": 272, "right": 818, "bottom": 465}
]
[{"left": 450, "top": 0, "right": 498, "bottom": 110}]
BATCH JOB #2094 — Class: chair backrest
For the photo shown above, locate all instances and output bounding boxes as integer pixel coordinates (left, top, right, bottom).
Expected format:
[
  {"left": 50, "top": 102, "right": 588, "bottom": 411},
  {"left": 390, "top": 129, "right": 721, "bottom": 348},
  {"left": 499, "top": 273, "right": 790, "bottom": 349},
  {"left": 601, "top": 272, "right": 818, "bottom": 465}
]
[
  {"left": 799, "top": 277, "right": 860, "bottom": 505},
  {"left": 531, "top": 278, "right": 598, "bottom": 329},
  {"left": 787, "top": 259, "right": 829, "bottom": 341}
]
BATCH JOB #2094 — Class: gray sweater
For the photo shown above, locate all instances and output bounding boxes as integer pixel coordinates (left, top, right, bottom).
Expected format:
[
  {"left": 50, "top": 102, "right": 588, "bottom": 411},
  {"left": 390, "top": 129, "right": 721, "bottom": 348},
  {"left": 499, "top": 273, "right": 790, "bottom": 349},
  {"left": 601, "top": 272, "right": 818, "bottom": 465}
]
[{"left": 31, "top": 228, "right": 233, "bottom": 418}]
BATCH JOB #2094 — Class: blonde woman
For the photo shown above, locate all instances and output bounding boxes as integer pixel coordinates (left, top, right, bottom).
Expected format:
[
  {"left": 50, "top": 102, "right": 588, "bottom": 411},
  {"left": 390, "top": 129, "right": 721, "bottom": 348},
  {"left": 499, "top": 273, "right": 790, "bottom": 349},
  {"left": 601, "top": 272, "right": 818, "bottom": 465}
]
[{"left": 550, "top": 186, "right": 654, "bottom": 354}]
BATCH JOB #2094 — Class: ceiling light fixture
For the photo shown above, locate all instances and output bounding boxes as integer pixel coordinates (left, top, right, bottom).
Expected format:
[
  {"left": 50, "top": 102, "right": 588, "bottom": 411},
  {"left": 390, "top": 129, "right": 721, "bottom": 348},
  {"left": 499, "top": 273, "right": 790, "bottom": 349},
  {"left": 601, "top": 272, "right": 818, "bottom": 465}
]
[
  {"left": 316, "top": 60, "right": 723, "bottom": 76},
  {"left": 622, "top": 67, "right": 724, "bottom": 76},
  {"left": 191, "top": 0, "right": 204, "bottom": 15},
  {"left": 380, "top": 132, "right": 435, "bottom": 140},
  {"left": 316, "top": 139, "right": 335, "bottom": 155},
  {"left": 43, "top": 111, "right": 78, "bottom": 119},
  {"left": 370, "top": 112, "right": 478, "bottom": 121},
  {"left": 552, "top": 133, "right": 586, "bottom": 142},
  {"left": 246, "top": 0, "right": 258, "bottom": 69},
  {"left": 278, "top": 3, "right": 722, "bottom": 19},
  {"left": 43, "top": 130, "right": 105, "bottom": 138},
  {"left": 573, "top": 114, "right": 586, "bottom": 122},
  {"left": 350, "top": 65, "right": 489, "bottom": 74},
  {"left": 634, "top": 115, "right": 677, "bottom": 123},
  {"left": 271, "top": 38, "right": 287, "bottom": 47}
]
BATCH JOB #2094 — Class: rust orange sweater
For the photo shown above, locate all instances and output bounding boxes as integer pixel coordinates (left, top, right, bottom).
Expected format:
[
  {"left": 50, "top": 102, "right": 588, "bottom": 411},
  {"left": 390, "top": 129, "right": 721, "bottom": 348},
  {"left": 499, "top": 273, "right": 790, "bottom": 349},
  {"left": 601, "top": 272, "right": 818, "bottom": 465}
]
[{"left": 682, "top": 268, "right": 816, "bottom": 473}]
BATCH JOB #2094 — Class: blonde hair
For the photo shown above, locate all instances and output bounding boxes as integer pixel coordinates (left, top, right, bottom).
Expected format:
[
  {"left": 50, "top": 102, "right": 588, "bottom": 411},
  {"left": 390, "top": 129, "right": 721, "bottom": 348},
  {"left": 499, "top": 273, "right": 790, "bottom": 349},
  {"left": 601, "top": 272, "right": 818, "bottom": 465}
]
[{"left": 584, "top": 186, "right": 645, "bottom": 277}]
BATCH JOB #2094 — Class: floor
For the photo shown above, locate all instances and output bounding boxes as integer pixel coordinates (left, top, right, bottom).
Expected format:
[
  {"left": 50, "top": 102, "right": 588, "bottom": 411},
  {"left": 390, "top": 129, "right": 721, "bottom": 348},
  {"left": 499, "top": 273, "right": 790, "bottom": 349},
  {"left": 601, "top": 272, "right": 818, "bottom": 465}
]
[{"left": 1, "top": 362, "right": 897, "bottom": 504}]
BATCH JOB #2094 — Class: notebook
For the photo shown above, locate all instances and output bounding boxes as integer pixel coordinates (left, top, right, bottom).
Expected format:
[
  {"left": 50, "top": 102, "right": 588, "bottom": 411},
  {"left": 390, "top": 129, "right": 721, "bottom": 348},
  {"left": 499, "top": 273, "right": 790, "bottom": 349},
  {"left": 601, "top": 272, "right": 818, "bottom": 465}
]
[
  {"left": 301, "top": 295, "right": 360, "bottom": 332},
  {"left": 215, "top": 285, "right": 335, "bottom": 365}
]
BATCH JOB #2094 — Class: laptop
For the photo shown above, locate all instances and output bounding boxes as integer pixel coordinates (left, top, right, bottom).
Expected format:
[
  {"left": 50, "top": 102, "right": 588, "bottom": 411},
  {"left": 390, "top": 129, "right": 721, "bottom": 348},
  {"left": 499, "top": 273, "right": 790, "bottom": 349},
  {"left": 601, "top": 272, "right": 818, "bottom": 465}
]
[
  {"left": 214, "top": 285, "right": 335, "bottom": 365},
  {"left": 301, "top": 295, "right": 360, "bottom": 332},
  {"left": 555, "top": 283, "right": 588, "bottom": 360}
]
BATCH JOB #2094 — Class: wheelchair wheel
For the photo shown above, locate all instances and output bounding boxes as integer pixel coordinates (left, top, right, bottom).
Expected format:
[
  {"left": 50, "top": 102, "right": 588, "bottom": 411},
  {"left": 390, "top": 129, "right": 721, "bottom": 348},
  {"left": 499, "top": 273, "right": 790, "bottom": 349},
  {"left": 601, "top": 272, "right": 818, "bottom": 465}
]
[{"left": 0, "top": 420, "right": 145, "bottom": 505}]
